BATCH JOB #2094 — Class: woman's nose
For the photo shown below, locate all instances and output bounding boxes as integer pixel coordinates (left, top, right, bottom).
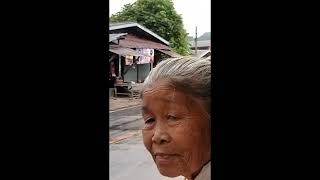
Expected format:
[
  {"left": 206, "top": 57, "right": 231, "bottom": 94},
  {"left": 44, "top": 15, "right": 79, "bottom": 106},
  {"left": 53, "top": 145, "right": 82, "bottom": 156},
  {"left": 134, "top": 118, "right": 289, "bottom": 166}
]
[{"left": 151, "top": 123, "right": 171, "bottom": 144}]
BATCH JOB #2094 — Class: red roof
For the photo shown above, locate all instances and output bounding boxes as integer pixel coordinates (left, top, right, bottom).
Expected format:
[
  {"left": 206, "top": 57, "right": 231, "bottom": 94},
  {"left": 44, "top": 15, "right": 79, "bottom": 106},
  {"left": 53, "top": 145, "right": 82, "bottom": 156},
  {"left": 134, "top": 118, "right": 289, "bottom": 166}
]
[{"left": 119, "top": 34, "right": 170, "bottom": 50}]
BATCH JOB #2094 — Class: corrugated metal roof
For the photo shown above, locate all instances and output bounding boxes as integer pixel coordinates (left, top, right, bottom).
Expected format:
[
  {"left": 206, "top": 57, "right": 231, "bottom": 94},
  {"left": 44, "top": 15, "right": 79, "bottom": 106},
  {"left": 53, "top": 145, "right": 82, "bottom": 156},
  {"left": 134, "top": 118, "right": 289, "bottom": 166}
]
[
  {"left": 118, "top": 34, "right": 170, "bottom": 50},
  {"left": 157, "top": 49, "right": 182, "bottom": 58},
  {"left": 189, "top": 40, "right": 211, "bottom": 48},
  {"left": 191, "top": 50, "right": 211, "bottom": 58},
  {"left": 109, "top": 22, "right": 170, "bottom": 45},
  {"left": 109, "top": 46, "right": 146, "bottom": 57},
  {"left": 109, "top": 33, "right": 127, "bottom": 42}
]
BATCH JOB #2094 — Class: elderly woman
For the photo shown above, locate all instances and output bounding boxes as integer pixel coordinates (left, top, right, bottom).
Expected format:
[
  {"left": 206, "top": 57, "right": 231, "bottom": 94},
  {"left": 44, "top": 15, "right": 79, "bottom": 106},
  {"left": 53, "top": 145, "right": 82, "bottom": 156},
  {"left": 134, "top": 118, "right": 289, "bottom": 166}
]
[{"left": 140, "top": 57, "right": 211, "bottom": 180}]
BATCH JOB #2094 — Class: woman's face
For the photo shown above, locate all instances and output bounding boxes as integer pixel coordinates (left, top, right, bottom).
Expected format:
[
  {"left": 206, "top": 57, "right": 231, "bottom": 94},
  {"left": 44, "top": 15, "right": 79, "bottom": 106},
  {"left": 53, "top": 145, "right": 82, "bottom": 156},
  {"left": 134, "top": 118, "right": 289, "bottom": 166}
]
[{"left": 142, "top": 80, "right": 211, "bottom": 178}]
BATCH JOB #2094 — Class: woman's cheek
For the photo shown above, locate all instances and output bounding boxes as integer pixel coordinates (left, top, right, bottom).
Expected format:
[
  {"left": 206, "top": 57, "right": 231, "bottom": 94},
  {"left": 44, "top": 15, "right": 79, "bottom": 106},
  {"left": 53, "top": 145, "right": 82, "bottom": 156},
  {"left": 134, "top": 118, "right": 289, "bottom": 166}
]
[
  {"left": 169, "top": 121, "right": 194, "bottom": 145},
  {"left": 176, "top": 117, "right": 195, "bottom": 134},
  {"left": 142, "top": 130, "right": 153, "bottom": 152},
  {"left": 184, "top": 119, "right": 203, "bottom": 146}
]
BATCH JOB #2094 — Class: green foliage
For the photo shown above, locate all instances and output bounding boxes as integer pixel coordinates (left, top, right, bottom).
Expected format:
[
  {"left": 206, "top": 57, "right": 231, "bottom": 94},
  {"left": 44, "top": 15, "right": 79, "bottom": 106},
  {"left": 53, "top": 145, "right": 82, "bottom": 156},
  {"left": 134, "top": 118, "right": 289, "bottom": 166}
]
[{"left": 110, "top": 0, "right": 190, "bottom": 55}]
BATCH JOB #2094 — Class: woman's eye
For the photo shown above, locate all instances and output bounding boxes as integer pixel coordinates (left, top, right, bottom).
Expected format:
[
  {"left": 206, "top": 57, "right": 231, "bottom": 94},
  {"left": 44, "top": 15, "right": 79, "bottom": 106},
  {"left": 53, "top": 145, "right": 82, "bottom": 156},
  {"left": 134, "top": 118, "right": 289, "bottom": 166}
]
[
  {"left": 167, "top": 115, "right": 177, "bottom": 120},
  {"left": 143, "top": 118, "right": 155, "bottom": 129},
  {"left": 145, "top": 118, "right": 155, "bottom": 124}
]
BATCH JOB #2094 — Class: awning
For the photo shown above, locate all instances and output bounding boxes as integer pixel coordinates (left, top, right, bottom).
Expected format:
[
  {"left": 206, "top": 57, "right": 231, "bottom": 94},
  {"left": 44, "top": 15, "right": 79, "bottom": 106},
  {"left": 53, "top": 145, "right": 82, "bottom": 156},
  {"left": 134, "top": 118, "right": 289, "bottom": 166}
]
[
  {"left": 157, "top": 49, "right": 182, "bottom": 58},
  {"left": 109, "top": 46, "right": 146, "bottom": 57}
]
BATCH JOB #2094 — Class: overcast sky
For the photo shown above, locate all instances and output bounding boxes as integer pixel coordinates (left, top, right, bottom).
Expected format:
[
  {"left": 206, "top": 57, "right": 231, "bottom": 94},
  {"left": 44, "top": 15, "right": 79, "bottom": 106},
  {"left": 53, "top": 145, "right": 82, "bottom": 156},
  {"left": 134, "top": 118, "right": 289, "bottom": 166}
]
[{"left": 109, "top": 0, "right": 211, "bottom": 37}]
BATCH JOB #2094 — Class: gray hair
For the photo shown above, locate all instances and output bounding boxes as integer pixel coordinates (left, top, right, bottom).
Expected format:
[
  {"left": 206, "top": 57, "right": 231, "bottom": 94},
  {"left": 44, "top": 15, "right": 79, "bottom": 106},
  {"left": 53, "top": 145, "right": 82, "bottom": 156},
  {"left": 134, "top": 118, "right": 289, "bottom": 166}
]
[{"left": 141, "top": 56, "right": 211, "bottom": 114}]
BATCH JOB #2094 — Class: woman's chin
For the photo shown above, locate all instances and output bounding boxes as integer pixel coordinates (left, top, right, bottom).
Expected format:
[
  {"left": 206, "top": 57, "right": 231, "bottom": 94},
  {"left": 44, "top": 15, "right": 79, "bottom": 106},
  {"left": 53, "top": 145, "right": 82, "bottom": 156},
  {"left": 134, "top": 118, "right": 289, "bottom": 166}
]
[{"left": 157, "top": 166, "right": 181, "bottom": 178}]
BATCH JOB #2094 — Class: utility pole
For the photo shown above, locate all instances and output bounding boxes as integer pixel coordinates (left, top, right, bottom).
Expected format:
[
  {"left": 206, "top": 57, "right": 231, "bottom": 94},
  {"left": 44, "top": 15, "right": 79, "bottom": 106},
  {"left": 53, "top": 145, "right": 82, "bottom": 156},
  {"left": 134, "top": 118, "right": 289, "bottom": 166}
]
[
  {"left": 195, "top": 26, "right": 198, "bottom": 56},
  {"left": 117, "top": 39, "right": 121, "bottom": 78},
  {"left": 118, "top": 55, "right": 121, "bottom": 78}
]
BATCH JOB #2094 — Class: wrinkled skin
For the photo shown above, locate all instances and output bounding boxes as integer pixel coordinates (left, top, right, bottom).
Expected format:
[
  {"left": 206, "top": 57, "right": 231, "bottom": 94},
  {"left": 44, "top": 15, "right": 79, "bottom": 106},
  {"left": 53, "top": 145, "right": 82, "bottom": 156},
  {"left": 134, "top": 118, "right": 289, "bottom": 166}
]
[{"left": 142, "top": 80, "right": 211, "bottom": 180}]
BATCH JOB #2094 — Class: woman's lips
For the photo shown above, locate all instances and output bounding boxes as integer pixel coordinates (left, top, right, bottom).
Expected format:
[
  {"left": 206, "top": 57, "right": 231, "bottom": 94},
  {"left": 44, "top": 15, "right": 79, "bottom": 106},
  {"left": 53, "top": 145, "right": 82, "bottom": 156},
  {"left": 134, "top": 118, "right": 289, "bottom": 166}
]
[{"left": 154, "top": 153, "right": 178, "bottom": 164}]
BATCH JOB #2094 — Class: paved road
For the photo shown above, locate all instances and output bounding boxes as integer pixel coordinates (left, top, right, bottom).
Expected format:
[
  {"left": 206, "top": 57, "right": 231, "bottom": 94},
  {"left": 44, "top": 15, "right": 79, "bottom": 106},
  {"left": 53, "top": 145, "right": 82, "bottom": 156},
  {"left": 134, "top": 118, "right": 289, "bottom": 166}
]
[
  {"left": 109, "top": 105, "right": 184, "bottom": 180},
  {"left": 109, "top": 105, "right": 143, "bottom": 139},
  {"left": 109, "top": 105, "right": 143, "bottom": 127}
]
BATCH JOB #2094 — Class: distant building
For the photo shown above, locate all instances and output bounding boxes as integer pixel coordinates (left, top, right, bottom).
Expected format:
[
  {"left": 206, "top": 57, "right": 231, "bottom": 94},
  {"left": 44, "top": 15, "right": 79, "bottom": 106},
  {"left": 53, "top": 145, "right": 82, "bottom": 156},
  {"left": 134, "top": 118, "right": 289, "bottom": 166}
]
[
  {"left": 189, "top": 40, "right": 211, "bottom": 50},
  {"left": 189, "top": 32, "right": 211, "bottom": 59},
  {"left": 189, "top": 32, "right": 211, "bottom": 50},
  {"left": 190, "top": 49, "right": 211, "bottom": 59}
]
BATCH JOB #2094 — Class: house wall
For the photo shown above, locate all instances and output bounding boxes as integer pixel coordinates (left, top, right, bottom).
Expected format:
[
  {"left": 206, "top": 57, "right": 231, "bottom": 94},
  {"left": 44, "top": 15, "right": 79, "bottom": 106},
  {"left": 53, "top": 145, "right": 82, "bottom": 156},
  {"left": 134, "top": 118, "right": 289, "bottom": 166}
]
[
  {"left": 123, "top": 63, "right": 151, "bottom": 83},
  {"left": 138, "top": 63, "right": 151, "bottom": 82},
  {"left": 123, "top": 65, "right": 137, "bottom": 82}
]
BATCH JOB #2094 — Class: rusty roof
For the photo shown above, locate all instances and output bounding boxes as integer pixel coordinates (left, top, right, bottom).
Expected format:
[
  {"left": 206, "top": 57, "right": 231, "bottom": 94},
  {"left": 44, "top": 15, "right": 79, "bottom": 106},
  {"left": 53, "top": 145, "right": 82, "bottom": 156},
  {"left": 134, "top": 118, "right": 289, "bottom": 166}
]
[
  {"left": 189, "top": 40, "right": 211, "bottom": 48},
  {"left": 191, "top": 50, "right": 211, "bottom": 58},
  {"left": 157, "top": 49, "right": 182, "bottom": 58},
  {"left": 110, "top": 22, "right": 169, "bottom": 45},
  {"left": 109, "top": 46, "right": 146, "bottom": 57},
  {"left": 118, "top": 34, "right": 169, "bottom": 50}
]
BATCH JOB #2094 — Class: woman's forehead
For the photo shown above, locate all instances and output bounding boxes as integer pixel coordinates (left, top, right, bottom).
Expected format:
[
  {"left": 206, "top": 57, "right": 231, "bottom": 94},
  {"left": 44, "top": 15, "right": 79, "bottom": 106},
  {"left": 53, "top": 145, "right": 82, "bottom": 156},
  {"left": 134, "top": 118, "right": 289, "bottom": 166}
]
[
  {"left": 143, "top": 87, "right": 186, "bottom": 103},
  {"left": 142, "top": 80, "right": 204, "bottom": 109},
  {"left": 143, "top": 86, "right": 197, "bottom": 112}
]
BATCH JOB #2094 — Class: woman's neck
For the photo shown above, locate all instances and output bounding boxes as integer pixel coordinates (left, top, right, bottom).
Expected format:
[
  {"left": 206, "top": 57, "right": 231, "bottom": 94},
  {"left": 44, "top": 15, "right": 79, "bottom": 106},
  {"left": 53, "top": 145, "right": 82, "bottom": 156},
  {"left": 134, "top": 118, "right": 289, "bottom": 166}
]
[{"left": 184, "top": 160, "right": 211, "bottom": 180}]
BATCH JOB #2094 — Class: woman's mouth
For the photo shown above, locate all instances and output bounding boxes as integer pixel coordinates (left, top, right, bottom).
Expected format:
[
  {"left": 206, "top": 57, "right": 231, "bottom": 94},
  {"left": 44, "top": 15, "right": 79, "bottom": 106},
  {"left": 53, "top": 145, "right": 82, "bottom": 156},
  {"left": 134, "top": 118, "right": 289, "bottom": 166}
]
[{"left": 154, "top": 153, "right": 178, "bottom": 164}]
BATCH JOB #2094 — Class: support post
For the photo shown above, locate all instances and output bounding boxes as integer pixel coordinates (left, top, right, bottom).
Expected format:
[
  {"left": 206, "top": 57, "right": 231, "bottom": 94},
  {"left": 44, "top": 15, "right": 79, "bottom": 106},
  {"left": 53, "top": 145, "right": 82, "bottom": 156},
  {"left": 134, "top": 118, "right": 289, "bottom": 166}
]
[{"left": 195, "top": 26, "right": 198, "bottom": 56}]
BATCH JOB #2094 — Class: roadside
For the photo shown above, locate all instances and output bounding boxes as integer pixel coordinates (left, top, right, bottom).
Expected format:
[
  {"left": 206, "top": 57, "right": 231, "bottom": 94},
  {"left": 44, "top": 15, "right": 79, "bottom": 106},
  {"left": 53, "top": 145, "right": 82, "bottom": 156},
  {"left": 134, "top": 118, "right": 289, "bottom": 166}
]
[{"left": 109, "top": 97, "right": 142, "bottom": 111}]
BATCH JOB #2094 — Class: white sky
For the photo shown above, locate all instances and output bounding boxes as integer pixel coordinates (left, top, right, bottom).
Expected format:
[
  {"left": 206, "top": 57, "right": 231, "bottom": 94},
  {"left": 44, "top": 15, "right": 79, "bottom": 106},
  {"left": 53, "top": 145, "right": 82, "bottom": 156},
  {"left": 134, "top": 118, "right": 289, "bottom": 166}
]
[{"left": 109, "top": 0, "right": 211, "bottom": 38}]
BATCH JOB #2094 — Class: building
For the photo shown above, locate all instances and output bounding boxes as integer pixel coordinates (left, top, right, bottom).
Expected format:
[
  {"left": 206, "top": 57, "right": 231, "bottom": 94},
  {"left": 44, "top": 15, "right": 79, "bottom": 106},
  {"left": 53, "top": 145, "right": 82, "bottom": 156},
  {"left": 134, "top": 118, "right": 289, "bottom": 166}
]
[
  {"left": 189, "top": 40, "right": 211, "bottom": 50},
  {"left": 189, "top": 32, "right": 211, "bottom": 59},
  {"left": 109, "top": 22, "right": 181, "bottom": 85},
  {"left": 191, "top": 49, "right": 211, "bottom": 59}
]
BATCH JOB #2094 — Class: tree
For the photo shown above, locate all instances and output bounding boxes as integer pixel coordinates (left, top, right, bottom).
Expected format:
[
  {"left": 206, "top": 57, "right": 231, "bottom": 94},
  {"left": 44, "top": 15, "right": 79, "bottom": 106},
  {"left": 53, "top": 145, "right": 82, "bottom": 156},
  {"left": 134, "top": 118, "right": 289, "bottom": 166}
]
[{"left": 110, "top": 0, "right": 190, "bottom": 55}]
